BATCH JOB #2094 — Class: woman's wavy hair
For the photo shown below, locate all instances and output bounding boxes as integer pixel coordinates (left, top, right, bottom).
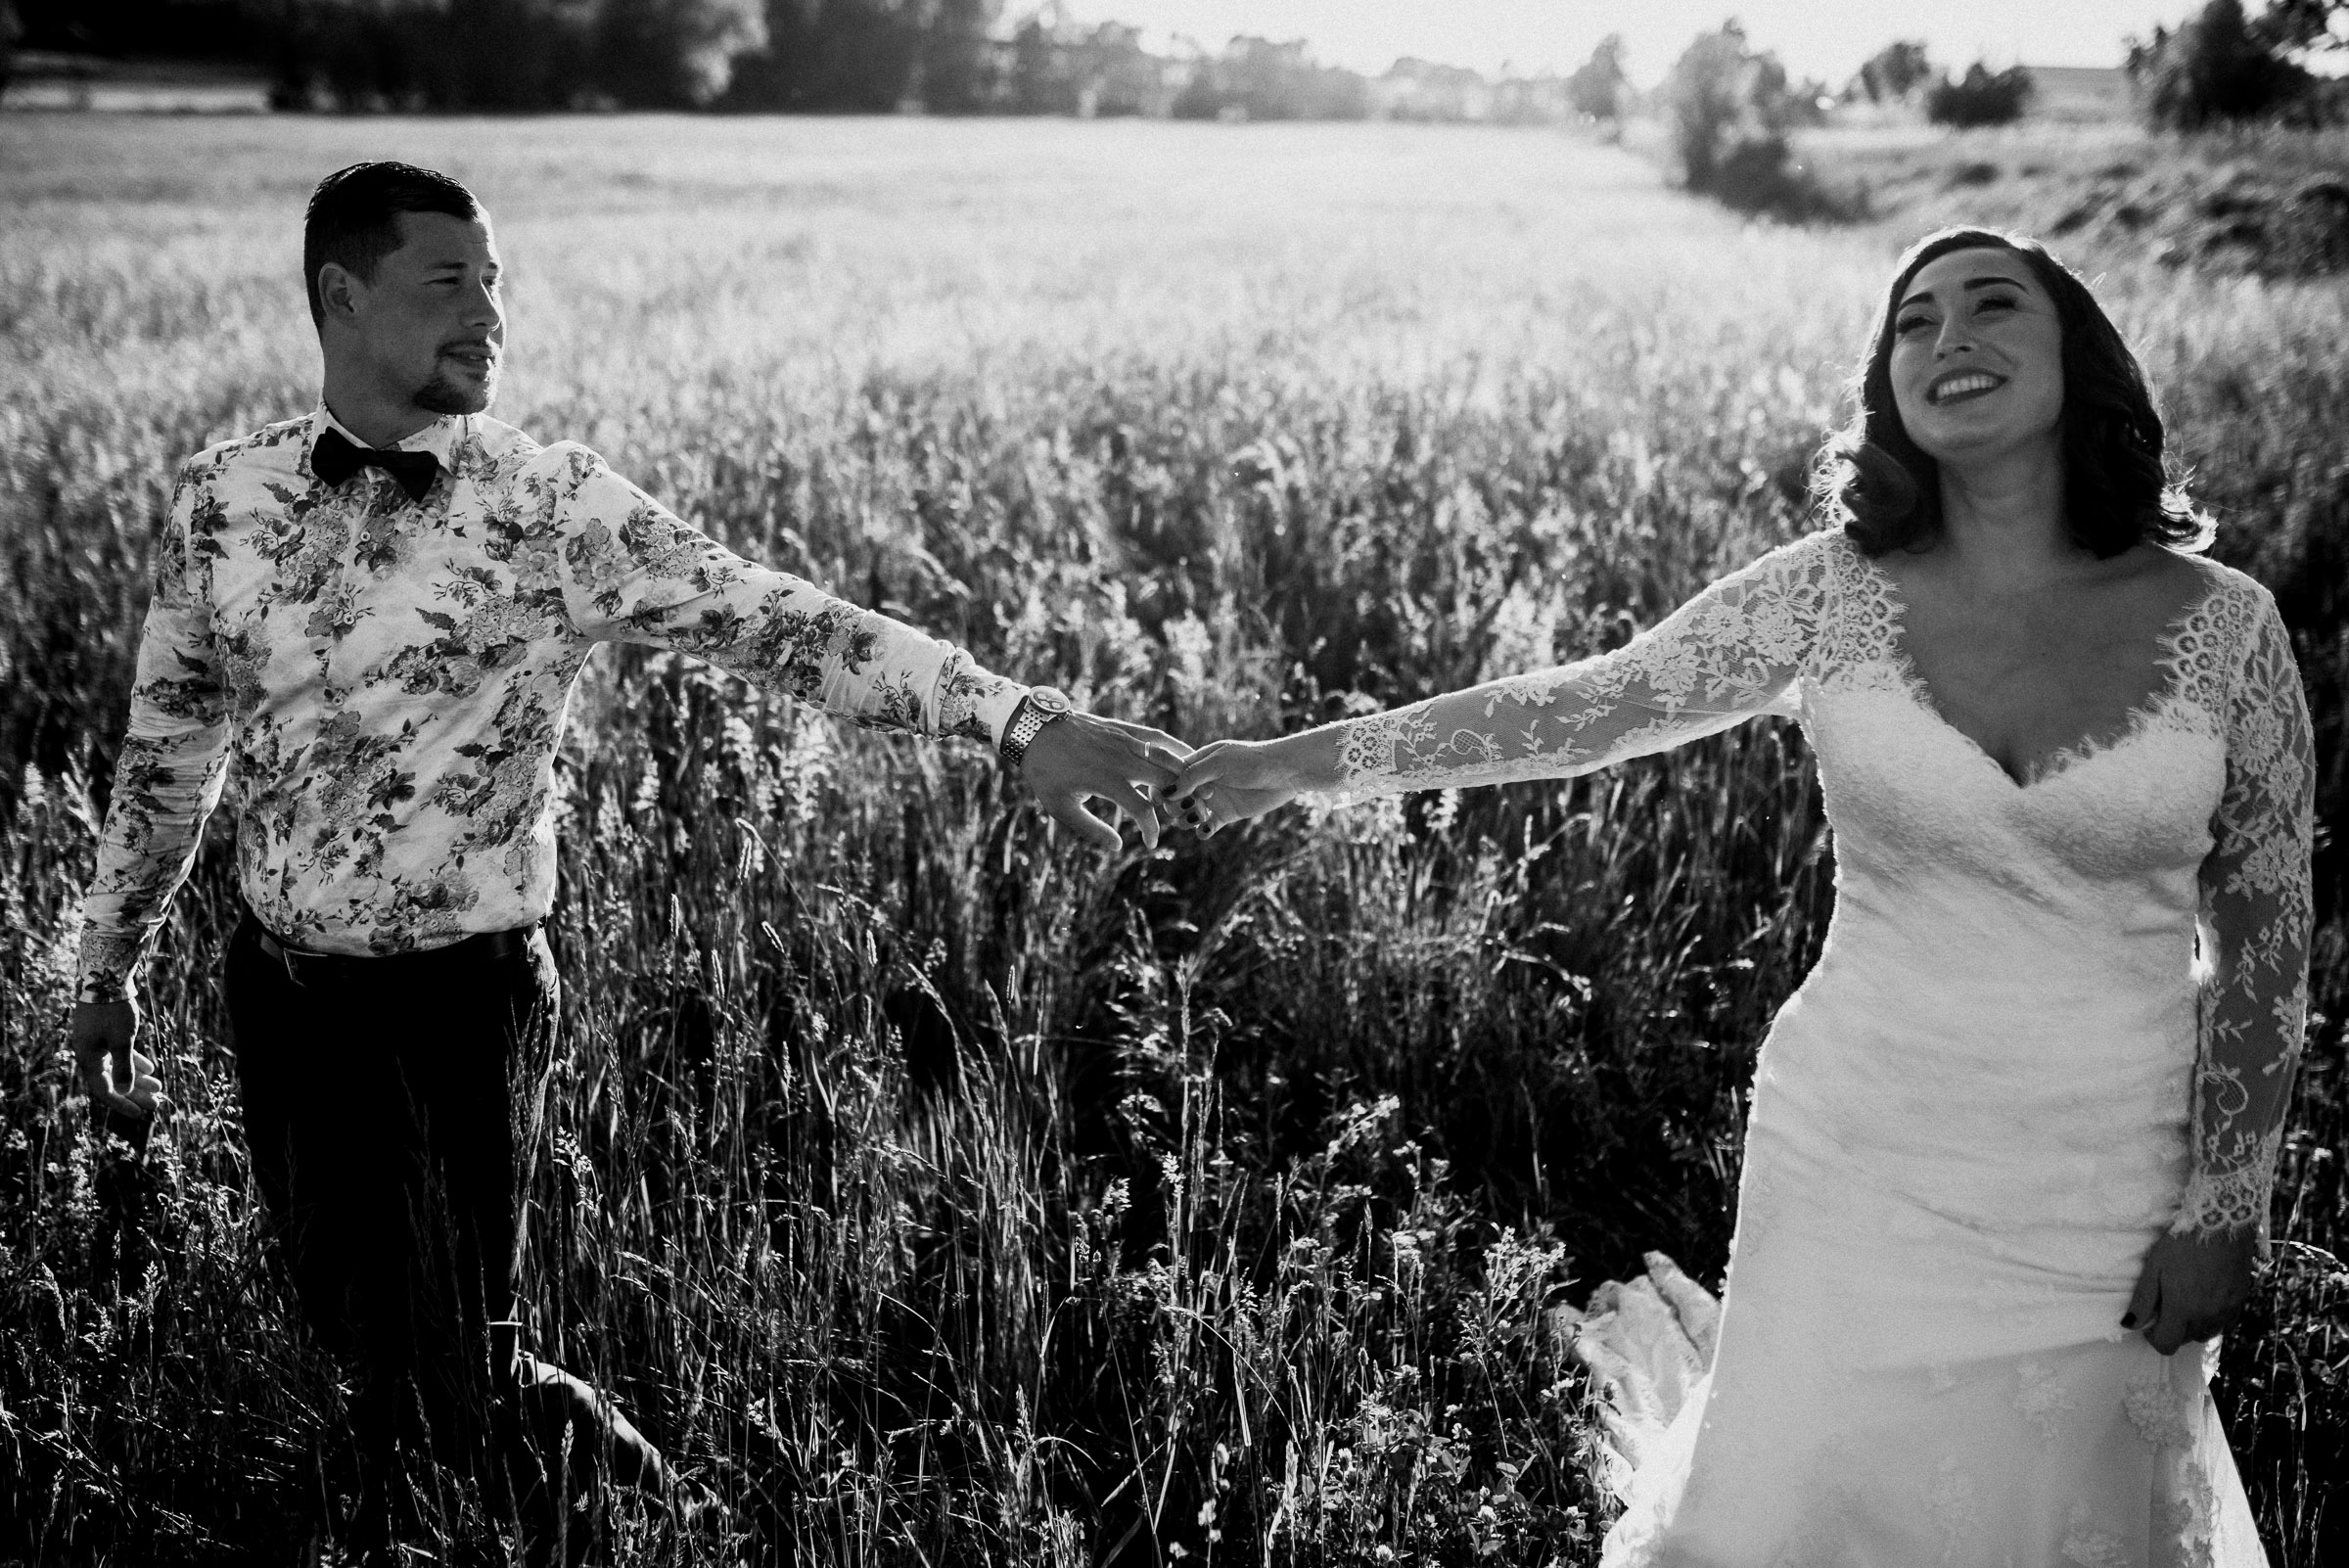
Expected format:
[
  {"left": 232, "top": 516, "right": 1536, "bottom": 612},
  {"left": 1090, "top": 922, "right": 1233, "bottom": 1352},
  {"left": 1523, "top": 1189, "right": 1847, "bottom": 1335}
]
[{"left": 1812, "top": 226, "right": 2208, "bottom": 558}]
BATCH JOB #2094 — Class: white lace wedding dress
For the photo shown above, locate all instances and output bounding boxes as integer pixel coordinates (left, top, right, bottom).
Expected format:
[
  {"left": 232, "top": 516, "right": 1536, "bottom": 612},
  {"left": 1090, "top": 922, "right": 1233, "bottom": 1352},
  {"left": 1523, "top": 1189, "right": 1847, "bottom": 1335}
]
[{"left": 1328, "top": 529, "right": 2313, "bottom": 1566}]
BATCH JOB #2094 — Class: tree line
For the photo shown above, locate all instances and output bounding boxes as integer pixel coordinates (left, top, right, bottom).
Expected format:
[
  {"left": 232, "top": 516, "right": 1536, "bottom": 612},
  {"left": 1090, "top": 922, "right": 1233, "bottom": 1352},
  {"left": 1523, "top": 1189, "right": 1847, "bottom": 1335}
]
[
  {"left": 1840, "top": 1, "right": 2349, "bottom": 134},
  {"left": 3, "top": 0, "right": 1628, "bottom": 117},
  {"left": 12, "top": 0, "right": 2342, "bottom": 128}
]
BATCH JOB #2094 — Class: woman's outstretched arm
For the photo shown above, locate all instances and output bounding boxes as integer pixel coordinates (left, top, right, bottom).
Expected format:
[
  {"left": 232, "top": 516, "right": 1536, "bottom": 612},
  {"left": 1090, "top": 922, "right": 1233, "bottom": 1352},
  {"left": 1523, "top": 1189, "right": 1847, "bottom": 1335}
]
[{"left": 1171, "top": 530, "right": 1836, "bottom": 828}]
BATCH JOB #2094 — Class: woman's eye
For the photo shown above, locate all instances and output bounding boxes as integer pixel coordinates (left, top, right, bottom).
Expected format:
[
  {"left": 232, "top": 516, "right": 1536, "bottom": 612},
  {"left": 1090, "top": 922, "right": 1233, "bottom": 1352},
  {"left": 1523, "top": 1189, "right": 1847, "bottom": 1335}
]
[
  {"left": 1977, "top": 296, "right": 2017, "bottom": 313},
  {"left": 1895, "top": 315, "right": 1931, "bottom": 335}
]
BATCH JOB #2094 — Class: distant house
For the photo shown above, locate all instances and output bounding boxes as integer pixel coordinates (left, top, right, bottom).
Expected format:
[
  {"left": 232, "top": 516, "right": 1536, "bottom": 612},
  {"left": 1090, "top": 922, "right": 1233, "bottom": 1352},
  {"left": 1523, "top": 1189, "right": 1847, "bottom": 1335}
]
[{"left": 2024, "top": 66, "right": 2132, "bottom": 121}]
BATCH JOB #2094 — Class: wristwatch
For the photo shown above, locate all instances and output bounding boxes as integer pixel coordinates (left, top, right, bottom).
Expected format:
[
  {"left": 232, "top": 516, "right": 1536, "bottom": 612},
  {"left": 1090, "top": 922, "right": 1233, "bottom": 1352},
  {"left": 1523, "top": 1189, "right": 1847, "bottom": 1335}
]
[{"left": 998, "top": 686, "right": 1073, "bottom": 774}]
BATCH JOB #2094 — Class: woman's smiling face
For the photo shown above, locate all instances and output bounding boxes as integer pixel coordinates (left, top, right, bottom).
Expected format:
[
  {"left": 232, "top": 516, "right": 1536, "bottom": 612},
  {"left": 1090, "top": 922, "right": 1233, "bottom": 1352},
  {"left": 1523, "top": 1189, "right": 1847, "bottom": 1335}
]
[{"left": 1887, "top": 245, "right": 2066, "bottom": 467}]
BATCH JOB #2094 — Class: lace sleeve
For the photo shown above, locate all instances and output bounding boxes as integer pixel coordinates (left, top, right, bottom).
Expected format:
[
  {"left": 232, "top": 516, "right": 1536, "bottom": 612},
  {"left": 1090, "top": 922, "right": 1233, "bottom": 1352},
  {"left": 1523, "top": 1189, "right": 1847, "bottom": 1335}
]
[
  {"left": 1331, "top": 531, "right": 1834, "bottom": 796},
  {"left": 2174, "top": 586, "right": 2314, "bottom": 1240}
]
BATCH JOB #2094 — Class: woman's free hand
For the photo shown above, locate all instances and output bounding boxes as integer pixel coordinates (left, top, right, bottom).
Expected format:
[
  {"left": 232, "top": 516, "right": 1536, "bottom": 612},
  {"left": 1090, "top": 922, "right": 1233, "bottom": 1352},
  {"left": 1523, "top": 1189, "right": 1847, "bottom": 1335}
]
[
  {"left": 2123, "top": 1226, "right": 2259, "bottom": 1355},
  {"left": 1168, "top": 730, "right": 1338, "bottom": 838}
]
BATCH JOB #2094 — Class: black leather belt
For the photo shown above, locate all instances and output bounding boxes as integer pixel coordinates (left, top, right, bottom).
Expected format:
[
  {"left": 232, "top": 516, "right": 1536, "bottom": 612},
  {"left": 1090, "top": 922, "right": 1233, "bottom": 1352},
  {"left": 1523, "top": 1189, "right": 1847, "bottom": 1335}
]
[{"left": 252, "top": 922, "right": 537, "bottom": 987}]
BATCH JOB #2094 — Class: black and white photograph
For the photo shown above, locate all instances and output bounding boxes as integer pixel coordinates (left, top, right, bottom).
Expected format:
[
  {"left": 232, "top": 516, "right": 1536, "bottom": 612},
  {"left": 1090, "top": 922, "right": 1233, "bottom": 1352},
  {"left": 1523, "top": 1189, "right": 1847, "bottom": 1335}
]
[{"left": 2, "top": 1, "right": 2343, "bottom": 1563}]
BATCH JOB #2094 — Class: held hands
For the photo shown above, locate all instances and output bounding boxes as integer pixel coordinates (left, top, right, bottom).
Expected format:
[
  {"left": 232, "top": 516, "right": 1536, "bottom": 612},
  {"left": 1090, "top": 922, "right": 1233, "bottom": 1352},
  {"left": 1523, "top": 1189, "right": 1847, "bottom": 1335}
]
[
  {"left": 1019, "top": 711, "right": 1190, "bottom": 852},
  {"left": 1166, "top": 730, "right": 1339, "bottom": 838},
  {"left": 69, "top": 998, "right": 163, "bottom": 1131},
  {"left": 1017, "top": 709, "right": 1338, "bottom": 848},
  {"left": 2124, "top": 1226, "right": 2259, "bottom": 1355}
]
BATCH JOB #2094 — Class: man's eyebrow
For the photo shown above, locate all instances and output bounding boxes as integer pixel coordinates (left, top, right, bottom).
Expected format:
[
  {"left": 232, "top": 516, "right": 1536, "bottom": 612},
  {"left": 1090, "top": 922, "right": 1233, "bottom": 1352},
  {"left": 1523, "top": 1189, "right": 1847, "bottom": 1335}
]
[{"left": 1899, "top": 274, "right": 2027, "bottom": 311}]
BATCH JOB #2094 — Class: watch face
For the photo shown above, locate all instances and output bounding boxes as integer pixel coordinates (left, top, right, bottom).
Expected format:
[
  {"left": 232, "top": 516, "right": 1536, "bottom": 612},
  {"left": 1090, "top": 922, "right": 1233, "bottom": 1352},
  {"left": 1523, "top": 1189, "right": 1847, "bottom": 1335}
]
[{"left": 1028, "top": 686, "right": 1074, "bottom": 716}]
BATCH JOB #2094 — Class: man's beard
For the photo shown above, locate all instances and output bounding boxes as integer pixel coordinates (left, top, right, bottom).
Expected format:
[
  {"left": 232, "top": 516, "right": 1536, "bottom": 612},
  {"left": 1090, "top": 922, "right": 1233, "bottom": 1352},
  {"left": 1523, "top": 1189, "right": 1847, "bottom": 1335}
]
[{"left": 414, "top": 363, "right": 495, "bottom": 416}]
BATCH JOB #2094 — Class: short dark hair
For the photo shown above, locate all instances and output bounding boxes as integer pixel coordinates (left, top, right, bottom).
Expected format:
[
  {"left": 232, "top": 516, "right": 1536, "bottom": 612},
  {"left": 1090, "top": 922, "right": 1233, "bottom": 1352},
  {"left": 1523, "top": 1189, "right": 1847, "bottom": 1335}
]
[
  {"left": 1812, "top": 226, "right": 2207, "bottom": 558},
  {"left": 302, "top": 161, "right": 484, "bottom": 329}
]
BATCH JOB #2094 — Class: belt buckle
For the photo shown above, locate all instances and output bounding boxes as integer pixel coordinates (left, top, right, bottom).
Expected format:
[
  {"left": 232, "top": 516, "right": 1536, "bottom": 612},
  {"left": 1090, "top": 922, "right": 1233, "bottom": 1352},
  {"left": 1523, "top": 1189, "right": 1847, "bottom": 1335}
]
[{"left": 258, "top": 930, "right": 312, "bottom": 987}]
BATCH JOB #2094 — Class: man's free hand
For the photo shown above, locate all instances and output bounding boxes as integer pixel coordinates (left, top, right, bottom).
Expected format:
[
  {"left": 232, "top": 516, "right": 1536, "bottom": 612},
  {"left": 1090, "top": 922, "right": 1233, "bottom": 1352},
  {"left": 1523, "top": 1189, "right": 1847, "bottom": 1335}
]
[
  {"left": 1020, "top": 712, "right": 1189, "bottom": 852},
  {"left": 69, "top": 999, "right": 162, "bottom": 1127},
  {"left": 2123, "top": 1226, "right": 2259, "bottom": 1355}
]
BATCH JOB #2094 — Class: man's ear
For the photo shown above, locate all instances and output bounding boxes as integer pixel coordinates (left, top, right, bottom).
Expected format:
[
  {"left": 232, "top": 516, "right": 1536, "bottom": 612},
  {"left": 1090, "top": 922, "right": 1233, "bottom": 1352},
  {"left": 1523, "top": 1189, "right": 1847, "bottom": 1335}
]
[{"left": 315, "top": 261, "right": 364, "bottom": 327}]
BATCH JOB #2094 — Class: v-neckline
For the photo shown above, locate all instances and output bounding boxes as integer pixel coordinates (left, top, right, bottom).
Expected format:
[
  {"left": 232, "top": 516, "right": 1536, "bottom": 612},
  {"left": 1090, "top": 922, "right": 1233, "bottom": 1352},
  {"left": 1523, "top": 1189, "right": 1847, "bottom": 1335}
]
[{"left": 1857, "top": 551, "right": 2217, "bottom": 792}]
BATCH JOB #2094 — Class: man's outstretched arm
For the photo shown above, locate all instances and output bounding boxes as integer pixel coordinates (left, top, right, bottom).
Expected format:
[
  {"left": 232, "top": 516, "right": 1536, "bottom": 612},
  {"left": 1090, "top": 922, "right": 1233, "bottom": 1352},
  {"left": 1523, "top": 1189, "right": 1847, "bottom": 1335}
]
[{"left": 526, "top": 442, "right": 1183, "bottom": 846}]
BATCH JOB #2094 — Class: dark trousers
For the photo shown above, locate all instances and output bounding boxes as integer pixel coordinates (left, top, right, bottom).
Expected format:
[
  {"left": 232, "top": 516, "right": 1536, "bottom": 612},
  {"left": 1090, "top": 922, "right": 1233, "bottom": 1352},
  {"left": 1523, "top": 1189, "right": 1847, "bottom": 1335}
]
[{"left": 225, "top": 912, "right": 658, "bottom": 1559}]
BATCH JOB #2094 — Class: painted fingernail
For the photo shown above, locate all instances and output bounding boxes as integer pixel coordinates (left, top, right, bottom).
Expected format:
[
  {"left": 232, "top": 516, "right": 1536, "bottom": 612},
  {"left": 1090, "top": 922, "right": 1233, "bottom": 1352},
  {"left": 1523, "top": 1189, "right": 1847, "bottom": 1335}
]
[{"left": 2120, "top": 1314, "right": 2137, "bottom": 1329}]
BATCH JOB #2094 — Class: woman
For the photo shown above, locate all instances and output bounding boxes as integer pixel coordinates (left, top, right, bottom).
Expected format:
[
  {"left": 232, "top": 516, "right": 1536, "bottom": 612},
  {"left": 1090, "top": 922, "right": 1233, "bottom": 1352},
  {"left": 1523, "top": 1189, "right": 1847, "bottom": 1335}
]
[{"left": 1169, "top": 228, "right": 2312, "bottom": 1564}]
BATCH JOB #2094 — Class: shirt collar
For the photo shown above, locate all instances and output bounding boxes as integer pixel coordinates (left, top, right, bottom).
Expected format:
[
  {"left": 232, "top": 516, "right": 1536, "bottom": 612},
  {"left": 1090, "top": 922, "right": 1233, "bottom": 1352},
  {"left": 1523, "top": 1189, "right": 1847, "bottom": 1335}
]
[{"left": 309, "top": 402, "right": 464, "bottom": 468}]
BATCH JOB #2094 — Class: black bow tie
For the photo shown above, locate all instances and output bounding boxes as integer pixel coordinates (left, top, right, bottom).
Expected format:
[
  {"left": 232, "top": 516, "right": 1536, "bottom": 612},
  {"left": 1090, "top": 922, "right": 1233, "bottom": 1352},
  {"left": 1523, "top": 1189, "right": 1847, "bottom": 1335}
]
[{"left": 311, "top": 427, "right": 441, "bottom": 503}]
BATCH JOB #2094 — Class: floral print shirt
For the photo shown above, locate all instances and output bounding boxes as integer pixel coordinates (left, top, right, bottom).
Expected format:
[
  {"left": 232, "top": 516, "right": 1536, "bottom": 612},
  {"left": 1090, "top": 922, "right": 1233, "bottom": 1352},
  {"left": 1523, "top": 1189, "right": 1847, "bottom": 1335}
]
[{"left": 75, "top": 406, "right": 1026, "bottom": 1000}]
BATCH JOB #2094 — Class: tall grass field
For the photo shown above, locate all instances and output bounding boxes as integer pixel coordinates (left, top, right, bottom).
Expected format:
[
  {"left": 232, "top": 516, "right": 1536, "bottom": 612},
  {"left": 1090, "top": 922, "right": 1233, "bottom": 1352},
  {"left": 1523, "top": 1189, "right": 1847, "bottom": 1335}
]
[{"left": 2, "top": 114, "right": 2343, "bottom": 1565}]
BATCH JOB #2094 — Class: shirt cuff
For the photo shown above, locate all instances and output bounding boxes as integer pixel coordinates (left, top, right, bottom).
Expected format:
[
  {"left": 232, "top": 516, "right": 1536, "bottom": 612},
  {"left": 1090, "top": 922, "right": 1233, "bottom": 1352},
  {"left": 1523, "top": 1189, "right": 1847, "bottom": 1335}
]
[
  {"left": 74, "top": 928, "right": 142, "bottom": 1005},
  {"left": 927, "top": 648, "right": 1032, "bottom": 750}
]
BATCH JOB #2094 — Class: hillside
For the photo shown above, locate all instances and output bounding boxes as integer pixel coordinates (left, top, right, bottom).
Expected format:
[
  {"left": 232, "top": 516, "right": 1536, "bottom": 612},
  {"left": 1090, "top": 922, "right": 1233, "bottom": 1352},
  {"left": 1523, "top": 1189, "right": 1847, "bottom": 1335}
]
[{"left": 1790, "top": 120, "right": 2349, "bottom": 277}]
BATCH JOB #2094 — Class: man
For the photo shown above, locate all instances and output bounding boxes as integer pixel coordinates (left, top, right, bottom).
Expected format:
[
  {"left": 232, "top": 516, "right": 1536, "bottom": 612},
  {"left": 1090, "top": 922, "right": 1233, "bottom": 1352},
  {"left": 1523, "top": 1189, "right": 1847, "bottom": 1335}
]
[{"left": 68, "top": 161, "right": 1180, "bottom": 1563}]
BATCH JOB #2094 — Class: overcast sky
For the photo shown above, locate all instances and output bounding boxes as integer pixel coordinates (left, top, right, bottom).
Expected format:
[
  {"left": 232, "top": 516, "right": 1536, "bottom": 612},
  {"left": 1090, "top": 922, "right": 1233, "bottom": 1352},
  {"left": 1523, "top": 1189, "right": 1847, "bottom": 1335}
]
[{"left": 1048, "top": 2, "right": 2215, "bottom": 88}]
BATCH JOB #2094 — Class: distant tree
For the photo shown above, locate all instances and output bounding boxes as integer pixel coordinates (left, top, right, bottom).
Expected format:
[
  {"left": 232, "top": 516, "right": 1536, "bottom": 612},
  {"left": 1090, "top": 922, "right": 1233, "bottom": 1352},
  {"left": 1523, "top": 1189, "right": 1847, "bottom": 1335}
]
[
  {"left": 1174, "top": 34, "right": 1365, "bottom": 121},
  {"left": 263, "top": 1, "right": 441, "bottom": 111},
  {"left": 14, "top": 0, "right": 255, "bottom": 58},
  {"left": 1665, "top": 23, "right": 1749, "bottom": 189},
  {"left": 1750, "top": 59, "right": 1832, "bottom": 127},
  {"left": 1853, "top": 39, "right": 1931, "bottom": 104},
  {"left": 1069, "top": 21, "right": 1160, "bottom": 115},
  {"left": 1008, "top": 9, "right": 1068, "bottom": 113},
  {"left": 728, "top": 0, "right": 924, "bottom": 112},
  {"left": 1566, "top": 32, "right": 1628, "bottom": 122},
  {"left": 445, "top": 0, "right": 593, "bottom": 110},
  {"left": 917, "top": 0, "right": 998, "bottom": 112},
  {"left": 1380, "top": 56, "right": 1487, "bottom": 121},
  {"left": 1220, "top": 34, "right": 1287, "bottom": 117},
  {"left": 2259, "top": 0, "right": 2349, "bottom": 54},
  {"left": 1924, "top": 61, "right": 2034, "bottom": 126},
  {"left": 248, "top": 0, "right": 761, "bottom": 111},
  {"left": 2129, "top": 0, "right": 2312, "bottom": 128},
  {"left": 1665, "top": 21, "right": 1803, "bottom": 190},
  {"left": 0, "top": 2, "right": 21, "bottom": 97},
  {"left": 1008, "top": 2, "right": 1158, "bottom": 116},
  {"left": 592, "top": 0, "right": 764, "bottom": 106},
  {"left": 1171, "top": 51, "right": 1217, "bottom": 117}
]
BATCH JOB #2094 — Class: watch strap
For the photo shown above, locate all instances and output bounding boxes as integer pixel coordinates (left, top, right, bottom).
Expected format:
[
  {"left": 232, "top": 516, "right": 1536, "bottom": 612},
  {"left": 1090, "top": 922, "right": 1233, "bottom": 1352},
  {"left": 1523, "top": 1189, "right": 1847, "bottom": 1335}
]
[{"left": 998, "top": 693, "right": 1066, "bottom": 772}]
